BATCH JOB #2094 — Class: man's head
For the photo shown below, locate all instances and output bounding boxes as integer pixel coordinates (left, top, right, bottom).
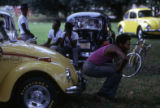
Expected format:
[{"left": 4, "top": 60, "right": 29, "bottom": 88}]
[
  {"left": 20, "top": 4, "right": 28, "bottom": 16},
  {"left": 65, "top": 22, "right": 73, "bottom": 33},
  {"left": 116, "top": 34, "right": 131, "bottom": 53},
  {"left": 52, "top": 20, "right": 61, "bottom": 30}
]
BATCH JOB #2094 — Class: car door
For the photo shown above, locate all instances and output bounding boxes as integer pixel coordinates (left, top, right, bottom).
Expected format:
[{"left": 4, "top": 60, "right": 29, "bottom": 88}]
[
  {"left": 127, "top": 11, "right": 139, "bottom": 34},
  {"left": 122, "top": 12, "right": 130, "bottom": 33}
]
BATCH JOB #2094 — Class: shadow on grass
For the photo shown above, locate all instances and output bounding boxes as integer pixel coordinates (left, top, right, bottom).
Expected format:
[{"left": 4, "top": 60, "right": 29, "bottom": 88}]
[{"left": 57, "top": 93, "right": 160, "bottom": 108}]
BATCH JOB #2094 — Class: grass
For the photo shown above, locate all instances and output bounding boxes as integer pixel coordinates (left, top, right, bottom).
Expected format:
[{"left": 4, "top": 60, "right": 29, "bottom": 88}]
[{"left": 15, "top": 21, "right": 160, "bottom": 108}]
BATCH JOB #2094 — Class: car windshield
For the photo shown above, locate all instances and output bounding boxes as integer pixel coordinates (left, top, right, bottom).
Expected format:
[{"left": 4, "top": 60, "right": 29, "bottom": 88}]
[
  {"left": 69, "top": 17, "right": 102, "bottom": 30},
  {"left": 0, "top": 13, "right": 17, "bottom": 42},
  {"left": 138, "top": 10, "right": 152, "bottom": 17}
]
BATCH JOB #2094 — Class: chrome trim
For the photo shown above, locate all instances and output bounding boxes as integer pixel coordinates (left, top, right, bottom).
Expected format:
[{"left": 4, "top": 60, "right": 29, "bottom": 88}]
[
  {"left": 144, "top": 29, "right": 160, "bottom": 32},
  {"left": 66, "top": 70, "right": 87, "bottom": 94},
  {"left": 66, "top": 86, "right": 80, "bottom": 94},
  {"left": 66, "top": 77, "right": 87, "bottom": 94},
  {"left": 66, "top": 68, "right": 71, "bottom": 83}
]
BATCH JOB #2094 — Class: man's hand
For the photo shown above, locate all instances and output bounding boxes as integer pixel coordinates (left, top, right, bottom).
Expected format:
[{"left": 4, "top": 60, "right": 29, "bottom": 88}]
[{"left": 115, "top": 56, "right": 128, "bottom": 73}]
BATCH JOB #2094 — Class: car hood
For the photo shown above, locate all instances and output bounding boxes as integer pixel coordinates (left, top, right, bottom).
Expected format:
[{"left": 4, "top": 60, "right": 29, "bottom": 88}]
[
  {"left": 1, "top": 41, "right": 71, "bottom": 67},
  {"left": 139, "top": 17, "right": 160, "bottom": 28}
]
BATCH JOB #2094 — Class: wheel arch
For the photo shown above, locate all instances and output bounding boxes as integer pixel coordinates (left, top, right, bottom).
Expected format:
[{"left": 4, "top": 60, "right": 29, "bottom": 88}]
[
  {"left": 137, "top": 25, "right": 142, "bottom": 32},
  {"left": 0, "top": 61, "right": 69, "bottom": 102},
  {"left": 118, "top": 22, "right": 125, "bottom": 34},
  {"left": 10, "top": 71, "right": 62, "bottom": 101}
]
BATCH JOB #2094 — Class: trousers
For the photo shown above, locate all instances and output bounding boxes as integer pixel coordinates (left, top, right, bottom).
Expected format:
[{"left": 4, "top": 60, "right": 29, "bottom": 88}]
[{"left": 82, "top": 60, "right": 122, "bottom": 98}]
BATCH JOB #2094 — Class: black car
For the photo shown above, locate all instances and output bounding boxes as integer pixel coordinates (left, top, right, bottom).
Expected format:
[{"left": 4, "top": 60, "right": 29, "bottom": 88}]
[{"left": 66, "top": 12, "right": 115, "bottom": 64}]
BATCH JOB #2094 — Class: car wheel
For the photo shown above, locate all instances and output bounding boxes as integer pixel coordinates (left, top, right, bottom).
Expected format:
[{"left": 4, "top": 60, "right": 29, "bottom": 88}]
[
  {"left": 118, "top": 26, "right": 123, "bottom": 35},
  {"left": 137, "top": 27, "right": 143, "bottom": 39},
  {"left": 15, "top": 77, "right": 58, "bottom": 108}
]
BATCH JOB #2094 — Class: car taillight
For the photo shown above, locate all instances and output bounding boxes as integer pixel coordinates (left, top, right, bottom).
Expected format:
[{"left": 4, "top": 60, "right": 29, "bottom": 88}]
[
  {"left": 103, "top": 41, "right": 110, "bottom": 46},
  {"left": 17, "top": 37, "right": 22, "bottom": 40},
  {"left": 38, "top": 57, "right": 51, "bottom": 62}
]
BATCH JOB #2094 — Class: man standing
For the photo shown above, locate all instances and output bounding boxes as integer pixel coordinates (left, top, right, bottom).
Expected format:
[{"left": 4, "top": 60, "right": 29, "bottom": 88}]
[
  {"left": 61, "top": 22, "right": 79, "bottom": 68},
  {"left": 43, "top": 20, "right": 62, "bottom": 51},
  {"left": 82, "top": 34, "right": 130, "bottom": 101},
  {"left": 18, "top": 4, "right": 35, "bottom": 41}
]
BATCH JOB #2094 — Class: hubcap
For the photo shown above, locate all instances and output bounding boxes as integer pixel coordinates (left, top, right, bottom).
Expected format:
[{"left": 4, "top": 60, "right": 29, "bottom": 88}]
[{"left": 24, "top": 85, "right": 51, "bottom": 108}]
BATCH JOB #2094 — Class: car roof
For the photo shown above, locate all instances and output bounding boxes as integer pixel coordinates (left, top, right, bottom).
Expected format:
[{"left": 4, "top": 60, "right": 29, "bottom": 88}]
[
  {"left": 67, "top": 12, "right": 105, "bottom": 21},
  {"left": 0, "top": 10, "right": 11, "bottom": 17},
  {"left": 128, "top": 8, "right": 151, "bottom": 13}
]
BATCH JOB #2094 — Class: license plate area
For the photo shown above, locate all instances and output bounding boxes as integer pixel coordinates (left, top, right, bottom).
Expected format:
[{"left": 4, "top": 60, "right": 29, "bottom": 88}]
[{"left": 79, "top": 43, "right": 90, "bottom": 49}]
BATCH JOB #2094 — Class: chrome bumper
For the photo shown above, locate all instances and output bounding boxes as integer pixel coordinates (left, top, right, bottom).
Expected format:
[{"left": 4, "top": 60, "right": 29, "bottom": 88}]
[
  {"left": 144, "top": 29, "right": 160, "bottom": 32},
  {"left": 66, "top": 77, "right": 87, "bottom": 94}
]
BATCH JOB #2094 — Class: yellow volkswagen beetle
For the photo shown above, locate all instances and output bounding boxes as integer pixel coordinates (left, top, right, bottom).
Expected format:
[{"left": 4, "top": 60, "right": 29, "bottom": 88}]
[
  {"left": 118, "top": 8, "right": 160, "bottom": 39},
  {"left": 0, "top": 11, "right": 86, "bottom": 108}
]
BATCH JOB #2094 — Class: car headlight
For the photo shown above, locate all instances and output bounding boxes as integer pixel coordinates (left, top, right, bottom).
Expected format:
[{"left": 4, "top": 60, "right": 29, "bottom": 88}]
[
  {"left": 66, "top": 68, "right": 71, "bottom": 82},
  {"left": 81, "top": 52, "right": 90, "bottom": 57},
  {"left": 146, "top": 25, "right": 150, "bottom": 30}
]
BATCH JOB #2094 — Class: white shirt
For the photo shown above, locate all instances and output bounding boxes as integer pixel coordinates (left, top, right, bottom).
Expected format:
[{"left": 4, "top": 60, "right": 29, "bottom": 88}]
[
  {"left": 48, "top": 29, "right": 63, "bottom": 43},
  {"left": 18, "top": 15, "right": 29, "bottom": 34},
  {"left": 61, "top": 31, "right": 79, "bottom": 47}
]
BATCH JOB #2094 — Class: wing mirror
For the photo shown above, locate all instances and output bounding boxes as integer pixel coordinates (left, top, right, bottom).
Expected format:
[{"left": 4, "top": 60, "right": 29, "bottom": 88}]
[{"left": 0, "top": 47, "right": 2, "bottom": 55}]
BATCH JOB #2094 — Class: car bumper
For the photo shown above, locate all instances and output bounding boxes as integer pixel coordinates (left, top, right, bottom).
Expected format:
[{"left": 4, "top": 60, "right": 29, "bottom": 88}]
[
  {"left": 65, "top": 71, "right": 87, "bottom": 94},
  {"left": 144, "top": 29, "right": 160, "bottom": 32}
]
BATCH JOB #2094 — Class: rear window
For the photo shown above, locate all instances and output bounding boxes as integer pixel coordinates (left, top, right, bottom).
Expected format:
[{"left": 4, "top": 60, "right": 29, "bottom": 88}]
[
  {"left": 69, "top": 17, "right": 102, "bottom": 30},
  {"left": 138, "top": 10, "right": 152, "bottom": 17}
]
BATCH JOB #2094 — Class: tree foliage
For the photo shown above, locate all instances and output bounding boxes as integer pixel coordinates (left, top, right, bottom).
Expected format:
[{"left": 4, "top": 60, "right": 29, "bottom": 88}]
[{"left": 1, "top": 0, "right": 160, "bottom": 19}]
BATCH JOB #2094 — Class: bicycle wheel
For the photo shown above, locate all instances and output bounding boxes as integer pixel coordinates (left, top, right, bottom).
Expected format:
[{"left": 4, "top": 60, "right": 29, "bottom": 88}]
[
  {"left": 139, "top": 48, "right": 146, "bottom": 61},
  {"left": 123, "top": 52, "right": 142, "bottom": 77}
]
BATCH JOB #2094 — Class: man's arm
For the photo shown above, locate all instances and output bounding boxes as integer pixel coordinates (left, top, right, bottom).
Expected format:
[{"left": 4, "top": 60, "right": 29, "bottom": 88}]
[
  {"left": 22, "top": 23, "right": 34, "bottom": 38},
  {"left": 104, "top": 44, "right": 128, "bottom": 72},
  {"left": 42, "top": 38, "right": 52, "bottom": 47},
  {"left": 68, "top": 36, "right": 77, "bottom": 48},
  {"left": 52, "top": 38, "right": 62, "bottom": 45},
  {"left": 60, "top": 33, "right": 66, "bottom": 47},
  {"left": 115, "top": 58, "right": 128, "bottom": 72},
  {"left": 68, "top": 32, "right": 78, "bottom": 48}
]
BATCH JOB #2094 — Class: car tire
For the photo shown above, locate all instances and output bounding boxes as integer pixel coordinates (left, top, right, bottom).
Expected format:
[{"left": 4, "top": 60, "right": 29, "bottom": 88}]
[
  {"left": 118, "top": 26, "right": 123, "bottom": 35},
  {"left": 137, "top": 27, "right": 143, "bottom": 40},
  {"left": 14, "top": 76, "right": 58, "bottom": 108}
]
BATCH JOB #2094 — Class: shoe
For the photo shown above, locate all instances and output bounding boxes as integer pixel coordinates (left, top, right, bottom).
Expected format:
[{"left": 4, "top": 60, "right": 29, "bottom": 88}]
[
  {"left": 96, "top": 93, "right": 110, "bottom": 103},
  {"left": 96, "top": 92, "right": 117, "bottom": 103}
]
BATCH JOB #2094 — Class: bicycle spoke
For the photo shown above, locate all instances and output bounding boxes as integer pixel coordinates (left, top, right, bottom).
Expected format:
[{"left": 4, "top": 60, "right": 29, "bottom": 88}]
[{"left": 123, "top": 53, "right": 142, "bottom": 77}]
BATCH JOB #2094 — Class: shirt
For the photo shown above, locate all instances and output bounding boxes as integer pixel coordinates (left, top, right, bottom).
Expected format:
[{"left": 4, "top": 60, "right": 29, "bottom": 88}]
[
  {"left": 48, "top": 29, "right": 63, "bottom": 43},
  {"left": 61, "top": 31, "right": 79, "bottom": 47},
  {"left": 87, "top": 45, "right": 113, "bottom": 65},
  {"left": 18, "top": 15, "right": 29, "bottom": 34}
]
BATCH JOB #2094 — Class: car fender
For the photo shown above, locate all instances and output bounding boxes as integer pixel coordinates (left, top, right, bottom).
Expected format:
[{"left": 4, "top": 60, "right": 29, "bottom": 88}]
[
  {"left": 118, "top": 21, "right": 126, "bottom": 32},
  {"left": 138, "top": 22, "right": 148, "bottom": 31},
  {"left": 0, "top": 61, "right": 73, "bottom": 102}
]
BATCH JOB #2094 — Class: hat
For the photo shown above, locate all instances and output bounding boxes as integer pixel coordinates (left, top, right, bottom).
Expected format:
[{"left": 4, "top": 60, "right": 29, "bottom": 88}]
[{"left": 20, "top": 4, "right": 28, "bottom": 9}]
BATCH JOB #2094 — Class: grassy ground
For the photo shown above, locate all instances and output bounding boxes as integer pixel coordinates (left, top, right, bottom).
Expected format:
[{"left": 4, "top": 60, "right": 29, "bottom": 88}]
[{"left": 14, "top": 21, "right": 160, "bottom": 108}]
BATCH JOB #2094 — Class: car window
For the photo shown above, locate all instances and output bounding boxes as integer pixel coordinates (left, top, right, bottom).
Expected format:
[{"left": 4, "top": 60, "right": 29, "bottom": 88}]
[
  {"left": 0, "top": 20, "right": 9, "bottom": 41},
  {"left": 70, "top": 17, "right": 102, "bottom": 30},
  {"left": 138, "top": 10, "right": 152, "bottom": 17},
  {"left": 124, "top": 12, "right": 129, "bottom": 19},
  {"left": 130, "top": 12, "right": 137, "bottom": 19}
]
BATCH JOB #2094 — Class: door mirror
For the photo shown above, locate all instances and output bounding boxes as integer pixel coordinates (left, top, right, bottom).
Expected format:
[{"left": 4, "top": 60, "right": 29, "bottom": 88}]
[{"left": 0, "top": 47, "right": 2, "bottom": 55}]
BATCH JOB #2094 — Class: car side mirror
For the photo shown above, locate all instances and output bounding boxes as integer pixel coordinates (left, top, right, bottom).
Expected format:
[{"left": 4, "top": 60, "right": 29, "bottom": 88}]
[{"left": 0, "top": 47, "right": 2, "bottom": 55}]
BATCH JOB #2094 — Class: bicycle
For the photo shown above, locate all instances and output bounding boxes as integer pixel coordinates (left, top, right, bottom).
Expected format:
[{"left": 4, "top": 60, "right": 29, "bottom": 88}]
[{"left": 122, "top": 39, "right": 151, "bottom": 77}]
